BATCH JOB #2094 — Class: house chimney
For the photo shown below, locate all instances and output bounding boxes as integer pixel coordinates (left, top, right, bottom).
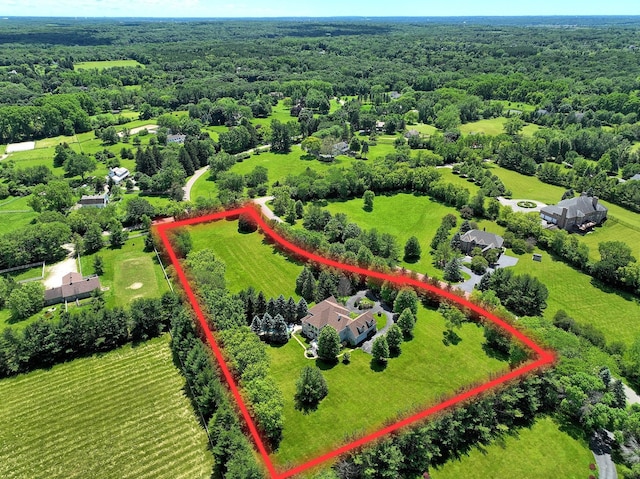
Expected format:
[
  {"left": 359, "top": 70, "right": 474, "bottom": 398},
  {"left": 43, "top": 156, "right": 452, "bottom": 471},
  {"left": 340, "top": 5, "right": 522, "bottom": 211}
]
[{"left": 592, "top": 196, "right": 599, "bottom": 208}]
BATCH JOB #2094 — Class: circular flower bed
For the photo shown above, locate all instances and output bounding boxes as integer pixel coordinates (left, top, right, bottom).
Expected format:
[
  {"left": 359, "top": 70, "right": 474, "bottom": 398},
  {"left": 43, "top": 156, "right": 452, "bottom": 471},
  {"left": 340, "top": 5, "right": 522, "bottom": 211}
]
[{"left": 517, "top": 200, "right": 537, "bottom": 208}]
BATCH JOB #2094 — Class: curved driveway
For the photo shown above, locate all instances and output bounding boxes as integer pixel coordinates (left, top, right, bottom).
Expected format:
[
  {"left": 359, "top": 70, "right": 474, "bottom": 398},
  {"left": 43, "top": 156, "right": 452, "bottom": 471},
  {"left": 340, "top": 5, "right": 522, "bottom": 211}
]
[{"left": 345, "top": 290, "right": 394, "bottom": 354}]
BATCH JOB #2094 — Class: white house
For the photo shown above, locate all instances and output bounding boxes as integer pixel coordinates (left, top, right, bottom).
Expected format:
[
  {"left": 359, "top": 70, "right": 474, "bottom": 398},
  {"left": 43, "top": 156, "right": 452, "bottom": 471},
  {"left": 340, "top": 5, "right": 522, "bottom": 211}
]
[{"left": 108, "top": 167, "right": 130, "bottom": 185}]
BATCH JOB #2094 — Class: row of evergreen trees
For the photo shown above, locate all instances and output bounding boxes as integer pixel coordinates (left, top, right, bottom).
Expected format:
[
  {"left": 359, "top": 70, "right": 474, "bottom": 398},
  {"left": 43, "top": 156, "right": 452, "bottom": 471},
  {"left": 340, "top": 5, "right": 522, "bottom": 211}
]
[{"left": 241, "top": 288, "right": 308, "bottom": 325}]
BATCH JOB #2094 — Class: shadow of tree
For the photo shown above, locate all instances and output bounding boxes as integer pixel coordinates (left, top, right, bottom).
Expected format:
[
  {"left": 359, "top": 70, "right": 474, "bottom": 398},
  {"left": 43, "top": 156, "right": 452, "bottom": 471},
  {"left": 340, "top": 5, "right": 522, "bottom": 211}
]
[
  {"left": 442, "top": 329, "right": 462, "bottom": 346},
  {"left": 315, "top": 358, "right": 338, "bottom": 371},
  {"left": 370, "top": 358, "right": 387, "bottom": 372}
]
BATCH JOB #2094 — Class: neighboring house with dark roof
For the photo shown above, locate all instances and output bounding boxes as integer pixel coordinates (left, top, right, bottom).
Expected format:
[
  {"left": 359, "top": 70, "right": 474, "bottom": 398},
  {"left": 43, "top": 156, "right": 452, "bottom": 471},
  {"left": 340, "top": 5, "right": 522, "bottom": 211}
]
[
  {"left": 44, "top": 272, "right": 101, "bottom": 306},
  {"left": 460, "top": 230, "right": 504, "bottom": 254},
  {"left": 301, "top": 296, "right": 377, "bottom": 346},
  {"left": 540, "top": 193, "right": 608, "bottom": 231},
  {"left": 108, "top": 167, "right": 130, "bottom": 185},
  {"left": 389, "top": 91, "right": 402, "bottom": 100},
  {"left": 167, "top": 134, "right": 186, "bottom": 144},
  {"left": 78, "top": 193, "right": 108, "bottom": 208}
]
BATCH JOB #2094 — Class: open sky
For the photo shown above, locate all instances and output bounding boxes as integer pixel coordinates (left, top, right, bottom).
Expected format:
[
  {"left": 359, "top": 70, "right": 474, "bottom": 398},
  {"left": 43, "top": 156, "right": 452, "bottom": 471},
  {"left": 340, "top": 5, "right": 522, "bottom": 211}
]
[{"left": 2, "top": 0, "right": 640, "bottom": 18}]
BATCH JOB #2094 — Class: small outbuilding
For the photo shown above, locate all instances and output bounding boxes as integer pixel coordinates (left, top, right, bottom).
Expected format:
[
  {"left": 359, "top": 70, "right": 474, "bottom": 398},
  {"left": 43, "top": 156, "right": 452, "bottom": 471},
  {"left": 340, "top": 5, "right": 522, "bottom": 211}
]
[{"left": 78, "top": 193, "right": 108, "bottom": 208}]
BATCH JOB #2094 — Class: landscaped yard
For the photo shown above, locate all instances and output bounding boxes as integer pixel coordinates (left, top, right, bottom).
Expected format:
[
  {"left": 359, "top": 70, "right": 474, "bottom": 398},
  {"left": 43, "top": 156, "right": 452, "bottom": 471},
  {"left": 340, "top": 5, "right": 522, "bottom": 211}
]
[
  {"left": 510, "top": 249, "right": 640, "bottom": 346},
  {"left": 74, "top": 59, "right": 144, "bottom": 70},
  {"left": 459, "top": 117, "right": 540, "bottom": 137},
  {"left": 431, "top": 416, "right": 593, "bottom": 479},
  {"left": 80, "top": 238, "right": 170, "bottom": 307},
  {"left": 268, "top": 304, "right": 508, "bottom": 466},
  {"left": 0, "top": 335, "right": 212, "bottom": 479},
  {"left": 487, "top": 163, "right": 640, "bottom": 259},
  {"left": 188, "top": 219, "right": 303, "bottom": 298},
  {"left": 189, "top": 173, "right": 218, "bottom": 202},
  {"left": 230, "top": 146, "right": 357, "bottom": 187},
  {"left": 320, "top": 193, "right": 503, "bottom": 277}
]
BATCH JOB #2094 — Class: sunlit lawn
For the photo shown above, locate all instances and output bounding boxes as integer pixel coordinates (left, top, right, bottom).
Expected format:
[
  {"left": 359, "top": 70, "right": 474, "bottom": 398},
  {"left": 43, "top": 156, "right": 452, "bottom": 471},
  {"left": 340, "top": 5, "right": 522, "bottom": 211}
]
[
  {"left": 190, "top": 173, "right": 218, "bottom": 202},
  {"left": 510, "top": 248, "right": 640, "bottom": 346},
  {"left": 431, "top": 416, "right": 593, "bottom": 479},
  {"left": 74, "top": 59, "right": 143, "bottom": 70},
  {"left": 188, "top": 219, "right": 303, "bottom": 298},
  {"left": 230, "top": 146, "right": 357, "bottom": 186},
  {"left": 459, "top": 117, "right": 540, "bottom": 137},
  {"left": 319, "top": 193, "right": 503, "bottom": 278},
  {"left": 80, "top": 238, "right": 169, "bottom": 308},
  {"left": 268, "top": 304, "right": 507, "bottom": 466}
]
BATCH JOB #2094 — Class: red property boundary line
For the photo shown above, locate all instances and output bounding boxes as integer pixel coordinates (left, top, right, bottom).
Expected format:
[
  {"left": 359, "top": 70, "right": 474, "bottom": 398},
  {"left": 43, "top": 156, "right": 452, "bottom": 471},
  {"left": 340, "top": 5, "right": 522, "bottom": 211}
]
[{"left": 154, "top": 205, "right": 556, "bottom": 479}]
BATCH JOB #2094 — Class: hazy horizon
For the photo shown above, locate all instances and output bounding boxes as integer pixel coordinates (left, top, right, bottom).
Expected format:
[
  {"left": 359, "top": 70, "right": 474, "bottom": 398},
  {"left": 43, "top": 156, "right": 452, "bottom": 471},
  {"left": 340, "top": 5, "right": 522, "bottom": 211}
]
[{"left": 2, "top": 0, "right": 640, "bottom": 19}]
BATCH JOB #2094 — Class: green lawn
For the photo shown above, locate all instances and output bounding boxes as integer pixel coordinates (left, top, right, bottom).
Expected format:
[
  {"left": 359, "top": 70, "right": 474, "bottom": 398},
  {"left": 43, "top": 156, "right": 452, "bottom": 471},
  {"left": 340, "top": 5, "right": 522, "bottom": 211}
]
[
  {"left": 488, "top": 164, "right": 571, "bottom": 204},
  {"left": 439, "top": 168, "right": 482, "bottom": 193},
  {"left": 80, "top": 237, "right": 170, "bottom": 307},
  {"left": 251, "top": 100, "right": 296, "bottom": 128},
  {"left": 230, "top": 146, "right": 357, "bottom": 187},
  {"left": 488, "top": 163, "right": 640, "bottom": 257},
  {"left": 268, "top": 305, "right": 507, "bottom": 466},
  {"left": 0, "top": 195, "right": 38, "bottom": 233},
  {"left": 320, "top": 193, "right": 503, "bottom": 277},
  {"left": 0, "top": 335, "right": 212, "bottom": 479},
  {"left": 190, "top": 172, "right": 218, "bottom": 202},
  {"left": 74, "top": 59, "right": 143, "bottom": 70},
  {"left": 411, "top": 123, "right": 439, "bottom": 136},
  {"left": 494, "top": 100, "right": 538, "bottom": 113},
  {"left": 431, "top": 416, "right": 593, "bottom": 479},
  {"left": 188, "top": 219, "right": 303, "bottom": 298},
  {"left": 35, "top": 134, "right": 78, "bottom": 149},
  {"left": 510, "top": 249, "right": 640, "bottom": 345},
  {"left": 459, "top": 117, "right": 540, "bottom": 137}
]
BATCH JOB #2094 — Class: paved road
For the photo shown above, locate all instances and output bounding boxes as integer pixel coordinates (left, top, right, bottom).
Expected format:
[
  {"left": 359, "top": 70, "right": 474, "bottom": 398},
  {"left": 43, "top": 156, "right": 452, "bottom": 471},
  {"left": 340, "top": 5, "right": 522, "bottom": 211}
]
[
  {"left": 591, "top": 431, "right": 617, "bottom": 479},
  {"left": 623, "top": 383, "right": 640, "bottom": 405},
  {"left": 253, "top": 196, "right": 283, "bottom": 223},
  {"left": 182, "top": 165, "right": 209, "bottom": 201},
  {"left": 182, "top": 144, "right": 272, "bottom": 201}
]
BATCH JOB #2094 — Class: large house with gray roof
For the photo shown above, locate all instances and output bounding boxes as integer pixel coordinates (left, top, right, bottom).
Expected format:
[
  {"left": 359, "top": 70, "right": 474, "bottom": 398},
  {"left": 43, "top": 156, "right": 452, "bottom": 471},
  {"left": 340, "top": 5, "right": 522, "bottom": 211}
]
[
  {"left": 460, "top": 230, "right": 504, "bottom": 255},
  {"left": 540, "top": 193, "right": 608, "bottom": 231},
  {"left": 301, "top": 296, "right": 376, "bottom": 346}
]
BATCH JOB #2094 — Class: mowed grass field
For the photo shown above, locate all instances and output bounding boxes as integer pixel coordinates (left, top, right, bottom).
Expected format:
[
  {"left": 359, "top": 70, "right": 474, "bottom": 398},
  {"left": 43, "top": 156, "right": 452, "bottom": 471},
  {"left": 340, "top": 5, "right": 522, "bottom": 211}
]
[
  {"left": 0, "top": 335, "right": 212, "bottom": 479},
  {"left": 320, "top": 193, "right": 503, "bottom": 277},
  {"left": 488, "top": 163, "right": 640, "bottom": 259},
  {"left": 231, "top": 146, "right": 357, "bottom": 185},
  {"left": 188, "top": 219, "right": 303, "bottom": 298},
  {"left": 459, "top": 117, "right": 540, "bottom": 137},
  {"left": 269, "top": 305, "right": 507, "bottom": 466},
  {"left": 510, "top": 249, "right": 640, "bottom": 345},
  {"left": 431, "top": 416, "right": 593, "bottom": 479},
  {"left": 74, "top": 59, "right": 143, "bottom": 70},
  {"left": 0, "top": 195, "right": 38, "bottom": 233},
  {"left": 80, "top": 238, "right": 170, "bottom": 307},
  {"left": 190, "top": 172, "right": 218, "bottom": 202}
]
